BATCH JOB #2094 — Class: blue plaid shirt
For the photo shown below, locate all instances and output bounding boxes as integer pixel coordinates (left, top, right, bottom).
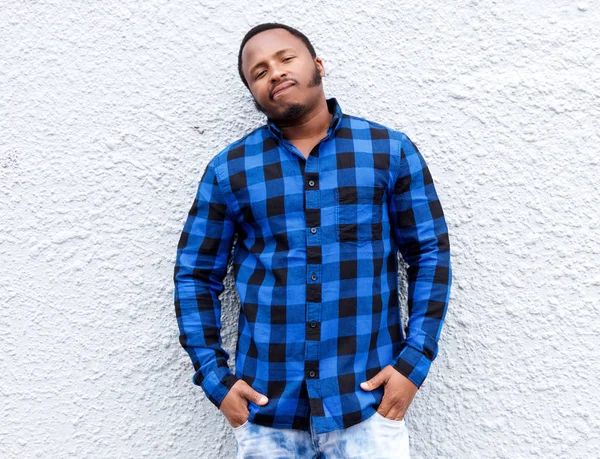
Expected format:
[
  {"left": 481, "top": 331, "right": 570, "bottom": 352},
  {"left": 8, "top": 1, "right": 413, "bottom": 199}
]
[{"left": 174, "top": 97, "right": 452, "bottom": 435}]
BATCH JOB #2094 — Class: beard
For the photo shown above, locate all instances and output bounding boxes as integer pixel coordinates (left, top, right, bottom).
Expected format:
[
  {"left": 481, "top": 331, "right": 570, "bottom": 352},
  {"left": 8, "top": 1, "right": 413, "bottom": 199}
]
[{"left": 252, "top": 64, "right": 323, "bottom": 121}]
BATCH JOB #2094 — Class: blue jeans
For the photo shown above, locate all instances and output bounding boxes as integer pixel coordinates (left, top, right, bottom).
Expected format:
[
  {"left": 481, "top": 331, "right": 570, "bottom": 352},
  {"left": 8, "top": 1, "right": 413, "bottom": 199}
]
[{"left": 231, "top": 410, "right": 410, "bottom": 458}]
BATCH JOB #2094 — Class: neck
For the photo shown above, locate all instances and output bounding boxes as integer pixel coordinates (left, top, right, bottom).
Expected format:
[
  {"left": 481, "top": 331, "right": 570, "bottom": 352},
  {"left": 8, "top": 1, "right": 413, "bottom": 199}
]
[{"left": 274, "top": 97, "right": 333, "bottom": 141}]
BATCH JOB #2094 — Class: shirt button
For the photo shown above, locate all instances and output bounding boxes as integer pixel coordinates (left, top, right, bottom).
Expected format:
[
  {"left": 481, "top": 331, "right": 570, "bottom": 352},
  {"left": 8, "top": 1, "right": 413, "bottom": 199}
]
[
  {"left": 311, "top": 273, "right": 317, "bottom": 280},
  {"left": 310, "top": 321, "right": 317, "bottom": 328},
  {"left": 310, "top": 227, "right": 317, "bottom": 234},
  {"left": 309, "top": 370, "right": 316, "bottom": 377},
  {"left": 308, "top": 180, "right": 315, "bottom": 187}
]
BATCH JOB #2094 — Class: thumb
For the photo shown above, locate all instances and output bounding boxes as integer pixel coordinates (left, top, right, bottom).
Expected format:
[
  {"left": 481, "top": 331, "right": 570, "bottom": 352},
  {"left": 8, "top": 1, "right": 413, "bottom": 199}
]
[
  {"left": 245, "top": 386, "right": 269, "bottom": 405},
  {"left": 360, "top": 373, "right": 384, "bottom": 391}
]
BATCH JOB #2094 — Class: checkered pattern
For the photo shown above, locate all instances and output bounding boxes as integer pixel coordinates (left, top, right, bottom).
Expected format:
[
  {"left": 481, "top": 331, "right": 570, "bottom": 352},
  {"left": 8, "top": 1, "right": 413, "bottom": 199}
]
[{"left": 173, "top": 97, "right": 452, "bottom": 435}]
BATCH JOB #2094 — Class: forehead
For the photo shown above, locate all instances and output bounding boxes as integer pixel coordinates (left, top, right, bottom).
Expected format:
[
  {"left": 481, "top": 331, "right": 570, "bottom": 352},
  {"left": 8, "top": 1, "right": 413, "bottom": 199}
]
[{"left": 241, "top": 28, "right": 305, "bottom": 68}]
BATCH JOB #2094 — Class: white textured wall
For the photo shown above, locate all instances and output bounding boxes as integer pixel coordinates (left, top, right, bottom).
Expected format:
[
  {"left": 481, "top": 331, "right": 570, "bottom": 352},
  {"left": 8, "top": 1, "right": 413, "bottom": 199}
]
[{"left": 1, "top": 1, "right": 599, "bottom": 458}]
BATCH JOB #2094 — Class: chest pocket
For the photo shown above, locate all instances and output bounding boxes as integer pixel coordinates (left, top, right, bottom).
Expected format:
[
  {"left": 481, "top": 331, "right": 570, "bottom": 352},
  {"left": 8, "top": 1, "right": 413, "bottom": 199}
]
[{"left": 335, "top": 185, "right": 385, "bottom": 244}]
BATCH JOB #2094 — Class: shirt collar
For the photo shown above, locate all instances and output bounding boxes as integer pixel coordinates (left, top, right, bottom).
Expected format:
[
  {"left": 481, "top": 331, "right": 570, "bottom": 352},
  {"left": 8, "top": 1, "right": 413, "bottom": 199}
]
[{"left": 266, "top": 97, "right": 344, "bottom": 141}]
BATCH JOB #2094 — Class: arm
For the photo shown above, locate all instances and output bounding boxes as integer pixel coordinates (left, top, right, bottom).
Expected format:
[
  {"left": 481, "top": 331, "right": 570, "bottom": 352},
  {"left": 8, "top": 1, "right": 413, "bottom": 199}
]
[
  {"left": 173, "top": 156, "right": 240, "bottom": 408},
  {"left": 388, "top": 134, "right": 453, "bottom": 389}
]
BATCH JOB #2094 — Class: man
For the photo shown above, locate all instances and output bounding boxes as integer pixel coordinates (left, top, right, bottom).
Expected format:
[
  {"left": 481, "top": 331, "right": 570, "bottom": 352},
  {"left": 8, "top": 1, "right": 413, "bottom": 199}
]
[{"left": 174, "top": 22, "right": 452, "bottom": 458}]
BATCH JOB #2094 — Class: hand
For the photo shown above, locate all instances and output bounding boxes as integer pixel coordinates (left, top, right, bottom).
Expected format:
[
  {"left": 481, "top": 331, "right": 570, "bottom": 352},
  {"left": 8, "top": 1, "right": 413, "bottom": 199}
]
[
  {"left": 360, "top": 365, "right": 418, "bottom": 421},
  {"left": 219, "top": 379, "right": 269, "bottom": 428}
]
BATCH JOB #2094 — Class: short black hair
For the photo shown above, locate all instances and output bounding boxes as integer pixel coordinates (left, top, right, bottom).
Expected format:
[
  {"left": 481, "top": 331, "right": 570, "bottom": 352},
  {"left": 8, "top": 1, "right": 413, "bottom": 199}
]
[{"left": 238, "top": 23, "right": 317, "bottom": 89}]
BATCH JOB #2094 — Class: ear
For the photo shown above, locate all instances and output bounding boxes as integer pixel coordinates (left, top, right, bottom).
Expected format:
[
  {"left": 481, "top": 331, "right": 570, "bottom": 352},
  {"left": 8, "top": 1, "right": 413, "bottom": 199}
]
[{"left": 315, "top": 57, "right": 326, "bottom": 77}]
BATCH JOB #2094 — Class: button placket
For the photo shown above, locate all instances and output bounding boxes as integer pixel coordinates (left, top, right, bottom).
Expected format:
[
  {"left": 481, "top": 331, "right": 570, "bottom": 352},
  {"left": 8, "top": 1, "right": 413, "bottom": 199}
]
[{"left": 304, "top": 166, "right": 322, "bottom": 397}]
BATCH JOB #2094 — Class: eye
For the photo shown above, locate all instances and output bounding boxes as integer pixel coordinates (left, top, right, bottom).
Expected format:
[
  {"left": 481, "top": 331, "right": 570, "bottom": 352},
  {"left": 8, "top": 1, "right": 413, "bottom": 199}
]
[{"left": 254, "top": 57, "right": 294, "bottom": 80}]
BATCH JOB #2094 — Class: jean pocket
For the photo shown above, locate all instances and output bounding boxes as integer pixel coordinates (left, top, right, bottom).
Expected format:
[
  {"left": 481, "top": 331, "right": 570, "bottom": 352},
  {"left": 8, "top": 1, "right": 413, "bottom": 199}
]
[
  {"left": 374, "top": 410, "right": 405, "bottom": 425},
  {"left": 232, "top": 418, "right": 250, "bottom": 431},
  {"left": 335, "top": 186, "right": 384, "bottom": 244}
]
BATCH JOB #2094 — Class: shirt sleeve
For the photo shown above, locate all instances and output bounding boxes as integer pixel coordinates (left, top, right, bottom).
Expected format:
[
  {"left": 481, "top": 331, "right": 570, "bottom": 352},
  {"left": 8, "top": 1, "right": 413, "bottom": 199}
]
[
  {"left": 388, "top": 134, "right": 453, "bottom": 389},
  {"left": 173, "top": 156, "right": 240, "bottom": 409}
]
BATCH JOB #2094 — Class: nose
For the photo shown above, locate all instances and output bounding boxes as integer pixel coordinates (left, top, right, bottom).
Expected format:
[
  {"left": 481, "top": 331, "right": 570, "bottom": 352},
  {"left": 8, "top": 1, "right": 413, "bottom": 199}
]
[{"left": 270, "top": 63, "right": 287, "bottom": 82}]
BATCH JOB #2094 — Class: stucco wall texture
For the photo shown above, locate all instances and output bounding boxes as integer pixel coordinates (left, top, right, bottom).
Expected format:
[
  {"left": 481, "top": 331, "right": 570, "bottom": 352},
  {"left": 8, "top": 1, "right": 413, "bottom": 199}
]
[{"left": 1, "top": 0, "right": 599, "bottom": 458}]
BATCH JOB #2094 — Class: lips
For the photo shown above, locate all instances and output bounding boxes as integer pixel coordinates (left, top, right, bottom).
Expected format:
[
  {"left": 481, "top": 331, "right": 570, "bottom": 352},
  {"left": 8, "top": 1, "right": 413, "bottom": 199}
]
[{"left": 271, "top": 81, "right": 295, "bottom": 99}]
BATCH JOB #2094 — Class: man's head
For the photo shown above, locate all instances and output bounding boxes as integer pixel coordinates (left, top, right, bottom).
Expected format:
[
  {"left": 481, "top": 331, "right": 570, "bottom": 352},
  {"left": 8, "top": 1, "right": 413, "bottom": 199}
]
[{"left": 238, "top": 23, "right": 326, "bottom": 122}]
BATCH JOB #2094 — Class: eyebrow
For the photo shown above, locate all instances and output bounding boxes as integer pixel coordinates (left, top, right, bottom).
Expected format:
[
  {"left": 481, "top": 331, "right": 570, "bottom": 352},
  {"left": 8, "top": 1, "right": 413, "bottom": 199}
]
[{"left": 248, "top": 48, "right": 296, "bottom": 76}]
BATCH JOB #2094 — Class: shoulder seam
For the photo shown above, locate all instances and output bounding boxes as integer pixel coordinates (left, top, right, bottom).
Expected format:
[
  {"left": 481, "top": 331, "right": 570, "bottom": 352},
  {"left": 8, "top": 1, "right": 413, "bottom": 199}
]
[
  {"left": 211, "top": 153, "right": 239, "bottom": 222},
  {"left": 218, "top": 125, "right": 267, "bottom": 153}
]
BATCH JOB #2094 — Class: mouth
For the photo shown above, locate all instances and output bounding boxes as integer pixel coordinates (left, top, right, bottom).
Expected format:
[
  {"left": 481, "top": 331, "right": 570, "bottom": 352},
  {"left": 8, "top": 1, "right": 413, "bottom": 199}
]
[{"left": 271, "top": 81, "right": 295, "bottom": 99}]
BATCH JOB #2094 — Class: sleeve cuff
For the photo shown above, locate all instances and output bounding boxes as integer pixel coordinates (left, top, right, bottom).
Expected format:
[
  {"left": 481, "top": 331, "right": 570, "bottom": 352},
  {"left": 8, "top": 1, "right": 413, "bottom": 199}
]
[
  {"left": 194, "top": 365, "right": 240, "bottom": 409},
  {"left": 390, "top": 344, "right": 433, "bottom": 389}
]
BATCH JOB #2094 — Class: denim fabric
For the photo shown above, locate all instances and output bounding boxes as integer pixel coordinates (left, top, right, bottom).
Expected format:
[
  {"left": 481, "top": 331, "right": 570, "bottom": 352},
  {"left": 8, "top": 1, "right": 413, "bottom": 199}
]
[{"left": 232, "top": 409, "right": 410, "bottom": 458}]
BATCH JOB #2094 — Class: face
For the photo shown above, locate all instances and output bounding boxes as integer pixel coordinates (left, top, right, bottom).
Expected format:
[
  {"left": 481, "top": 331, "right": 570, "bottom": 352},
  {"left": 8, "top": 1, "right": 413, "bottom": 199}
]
[{"left": 241, "top": 28, "right": 325, "bottom": 122}]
